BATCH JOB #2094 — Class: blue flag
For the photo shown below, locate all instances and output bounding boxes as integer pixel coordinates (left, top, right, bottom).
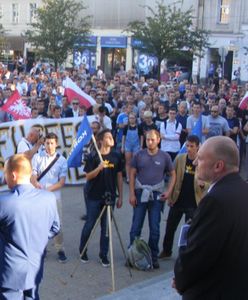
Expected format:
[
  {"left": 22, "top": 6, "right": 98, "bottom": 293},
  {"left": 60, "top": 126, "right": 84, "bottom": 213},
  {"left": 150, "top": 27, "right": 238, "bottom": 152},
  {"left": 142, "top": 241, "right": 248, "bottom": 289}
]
[
  {"left": 179, "top": 114, "right": 203, "bottom": 154},
  {"left": 67, "top": 115, "right": 93, "bottom": 168}
]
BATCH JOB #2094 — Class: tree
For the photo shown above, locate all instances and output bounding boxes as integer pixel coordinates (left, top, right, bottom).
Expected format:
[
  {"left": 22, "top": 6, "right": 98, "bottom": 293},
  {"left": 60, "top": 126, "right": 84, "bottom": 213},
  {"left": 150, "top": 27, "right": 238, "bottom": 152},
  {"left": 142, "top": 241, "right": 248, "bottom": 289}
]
[
  {"left": 26, "top": 0, "right": 91, "bottom": 69},
  {"left": 126, "top": 1, "right": 210, "bottom": 79},
  {"left": 0, "top": 18, "right": 6, "bottom": 55}
]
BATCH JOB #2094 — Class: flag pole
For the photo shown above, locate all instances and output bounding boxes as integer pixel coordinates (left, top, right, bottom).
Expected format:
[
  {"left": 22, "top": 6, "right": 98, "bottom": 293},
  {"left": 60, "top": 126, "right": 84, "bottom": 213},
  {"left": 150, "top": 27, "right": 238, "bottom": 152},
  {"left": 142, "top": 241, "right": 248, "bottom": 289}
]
[{"left": 91, "top": 134, "right": 104, "bottom": 163}]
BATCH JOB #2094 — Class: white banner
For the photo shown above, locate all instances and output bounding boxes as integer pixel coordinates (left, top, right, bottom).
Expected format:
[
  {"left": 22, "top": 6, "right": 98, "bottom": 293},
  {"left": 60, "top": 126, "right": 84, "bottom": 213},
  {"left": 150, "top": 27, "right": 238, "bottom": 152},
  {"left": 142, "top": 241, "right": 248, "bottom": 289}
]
[{"left": 0, "top": 116, "right": 96, "bottom": 188}]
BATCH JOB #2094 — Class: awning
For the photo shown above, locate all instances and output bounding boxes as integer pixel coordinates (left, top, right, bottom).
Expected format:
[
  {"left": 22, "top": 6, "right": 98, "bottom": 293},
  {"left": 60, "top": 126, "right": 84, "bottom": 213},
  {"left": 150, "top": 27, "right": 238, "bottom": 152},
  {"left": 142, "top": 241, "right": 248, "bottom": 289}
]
[{"left": 5, "top": 36, "right": 24, "bottom": 51}]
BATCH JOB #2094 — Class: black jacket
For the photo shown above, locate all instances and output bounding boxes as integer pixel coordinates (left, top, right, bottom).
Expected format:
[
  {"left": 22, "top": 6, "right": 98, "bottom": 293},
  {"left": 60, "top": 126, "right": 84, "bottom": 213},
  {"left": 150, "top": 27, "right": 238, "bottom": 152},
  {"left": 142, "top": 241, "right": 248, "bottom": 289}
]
[{"left": 174, "top": 173, "right": 248, "bottom": 300}]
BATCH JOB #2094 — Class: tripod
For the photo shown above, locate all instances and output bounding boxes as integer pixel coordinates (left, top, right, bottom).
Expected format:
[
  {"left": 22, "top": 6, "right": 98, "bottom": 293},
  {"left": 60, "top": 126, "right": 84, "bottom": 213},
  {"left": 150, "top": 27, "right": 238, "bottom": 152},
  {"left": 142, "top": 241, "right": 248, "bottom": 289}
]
[{"left": 70, "top": 192, "right": 132, "bottom": 292}]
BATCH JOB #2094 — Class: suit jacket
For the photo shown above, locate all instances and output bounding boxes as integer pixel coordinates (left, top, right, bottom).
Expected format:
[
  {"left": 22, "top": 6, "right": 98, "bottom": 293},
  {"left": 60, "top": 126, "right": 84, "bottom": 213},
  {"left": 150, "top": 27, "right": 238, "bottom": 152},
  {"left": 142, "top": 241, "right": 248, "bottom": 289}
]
[
  {"left": 0, "top": 184, "right": 60, "bottom": 290},
  {"left": 174, "top": 173, "right": 248, "bottom": 300}
]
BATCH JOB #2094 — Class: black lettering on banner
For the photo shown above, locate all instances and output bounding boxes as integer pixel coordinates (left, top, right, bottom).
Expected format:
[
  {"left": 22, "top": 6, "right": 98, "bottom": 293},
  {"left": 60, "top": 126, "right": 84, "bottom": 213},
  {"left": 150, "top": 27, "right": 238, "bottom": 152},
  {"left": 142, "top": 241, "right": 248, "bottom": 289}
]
[
  {"left": 62, "top": 150, "right": 71, "bottom": 180},
  {"left": 75, "top": 122, "right": 82, "bottom": 133},
  {"left": 75, "top": 166, "right": 85, "bottom": 180},
  {"left": 60, "top": 123, "right": 73, "bottom": 148},
  {"left": 0, "top": 127, "right": 9, "bottom": 159},
  {"left": 19, "top": 125, "right": 25, "bottom": 137}
]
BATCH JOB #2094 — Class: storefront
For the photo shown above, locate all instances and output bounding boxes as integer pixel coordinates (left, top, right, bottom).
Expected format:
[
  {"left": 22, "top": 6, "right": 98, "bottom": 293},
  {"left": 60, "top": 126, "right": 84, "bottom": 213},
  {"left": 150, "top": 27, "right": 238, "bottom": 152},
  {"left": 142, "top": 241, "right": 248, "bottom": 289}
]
[
  {"left": 73, "top": 36, "right": 97, "bottom": 74},
  {"left": 100, "top": 36, "right": 127, "bottom": 77}
]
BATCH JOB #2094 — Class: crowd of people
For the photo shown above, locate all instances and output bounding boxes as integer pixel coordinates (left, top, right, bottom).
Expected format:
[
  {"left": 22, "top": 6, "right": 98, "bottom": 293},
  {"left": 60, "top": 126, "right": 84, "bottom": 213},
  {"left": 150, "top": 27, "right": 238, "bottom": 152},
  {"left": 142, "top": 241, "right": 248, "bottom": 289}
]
[{"left": 1, "top": 60, "right": 248, "bottom": 299}]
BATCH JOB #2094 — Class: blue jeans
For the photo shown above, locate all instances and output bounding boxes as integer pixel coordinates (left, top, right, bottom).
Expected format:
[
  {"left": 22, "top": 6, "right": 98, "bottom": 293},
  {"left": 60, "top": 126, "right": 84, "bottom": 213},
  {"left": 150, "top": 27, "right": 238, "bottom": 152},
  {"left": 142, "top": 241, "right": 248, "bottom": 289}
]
[
  {"left": 129, "top": 189, "right": 164, "bottom": 260},
  {"left": 79, "top": 199, "right": 114, "bottom": 258}
]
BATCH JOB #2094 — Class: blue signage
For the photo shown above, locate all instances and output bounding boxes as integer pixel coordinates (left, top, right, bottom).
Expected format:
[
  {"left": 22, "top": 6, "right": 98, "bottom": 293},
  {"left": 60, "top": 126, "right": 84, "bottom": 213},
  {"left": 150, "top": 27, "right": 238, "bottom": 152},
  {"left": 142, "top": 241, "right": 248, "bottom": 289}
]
[
  {"left": 74, "top": 36, "right": 97, "bottom": 47},
  {"left": 101, "top": 36, "right": 127, "bottom": 48},
  {"left": 131, "top": 38, "right": 144, "bottom": 48}
]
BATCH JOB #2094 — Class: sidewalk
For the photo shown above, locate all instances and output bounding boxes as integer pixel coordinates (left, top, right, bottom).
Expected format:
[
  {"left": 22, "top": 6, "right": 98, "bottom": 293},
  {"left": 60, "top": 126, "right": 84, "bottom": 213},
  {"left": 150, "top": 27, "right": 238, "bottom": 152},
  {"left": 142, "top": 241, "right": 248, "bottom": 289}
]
[{"left": 99, "top": 272, "right": 181, "bottom": 300}]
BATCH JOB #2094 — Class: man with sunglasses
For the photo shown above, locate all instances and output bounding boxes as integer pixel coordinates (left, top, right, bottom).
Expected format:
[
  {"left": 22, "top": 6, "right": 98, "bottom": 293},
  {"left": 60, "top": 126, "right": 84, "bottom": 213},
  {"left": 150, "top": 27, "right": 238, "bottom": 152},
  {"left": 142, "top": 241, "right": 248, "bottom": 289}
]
[{"left": 207, "top": 105, "right": 230, "bottom": 138}]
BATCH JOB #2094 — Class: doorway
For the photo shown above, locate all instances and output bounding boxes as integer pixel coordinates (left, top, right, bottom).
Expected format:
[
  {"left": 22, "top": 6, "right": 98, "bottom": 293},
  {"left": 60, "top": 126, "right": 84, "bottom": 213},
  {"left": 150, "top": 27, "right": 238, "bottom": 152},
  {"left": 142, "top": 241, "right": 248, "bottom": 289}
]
[{"left": 101, "top": 48, "right": 126, "bottom": 77}]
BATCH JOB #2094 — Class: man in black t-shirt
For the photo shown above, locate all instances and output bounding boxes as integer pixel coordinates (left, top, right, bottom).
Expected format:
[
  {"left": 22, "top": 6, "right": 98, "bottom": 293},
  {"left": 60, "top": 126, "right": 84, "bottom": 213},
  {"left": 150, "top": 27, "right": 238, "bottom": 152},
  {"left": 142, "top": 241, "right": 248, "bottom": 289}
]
[
  {"left": 79, "top": 129, "right": 123, "bottom": 267},
  {"left": 159, "top": 135, "right": 208, "bottom": 259}
]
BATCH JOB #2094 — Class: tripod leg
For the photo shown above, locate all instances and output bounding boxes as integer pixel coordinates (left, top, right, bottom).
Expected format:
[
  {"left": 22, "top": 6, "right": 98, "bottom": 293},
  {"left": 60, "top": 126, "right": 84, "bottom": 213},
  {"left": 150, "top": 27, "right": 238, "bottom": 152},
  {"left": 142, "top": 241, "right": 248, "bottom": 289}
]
[
  {"left": 70, "top": 205, "right": 107, "bottom": 278},
  {"left": 107, "top": 205, "right": 115, "bottom": 292},
  {"left": 110, "top": 206, "right": 132, "bottom": 278}
]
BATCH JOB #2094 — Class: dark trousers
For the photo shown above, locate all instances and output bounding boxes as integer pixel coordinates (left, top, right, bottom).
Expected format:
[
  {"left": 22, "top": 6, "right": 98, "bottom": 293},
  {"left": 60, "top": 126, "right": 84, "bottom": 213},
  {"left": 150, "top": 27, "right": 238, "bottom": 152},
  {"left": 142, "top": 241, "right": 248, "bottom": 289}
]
[
  {"left": 162, "top": 205, "right": 196, "bottom": 255},
  {"left": 79, "top": 199, "right": 114, "bottom": 258}
]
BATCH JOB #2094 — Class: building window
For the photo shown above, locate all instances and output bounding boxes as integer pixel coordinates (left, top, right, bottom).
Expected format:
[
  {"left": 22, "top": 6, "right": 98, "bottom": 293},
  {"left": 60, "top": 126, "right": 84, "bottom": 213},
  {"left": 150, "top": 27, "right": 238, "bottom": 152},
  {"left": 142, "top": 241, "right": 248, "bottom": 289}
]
[
  {"left": 218, "top": 0, "right": 230, "bottom": 24},
  {"left": 29, "top": 3, "right": 37, "bottom": 23},
  {"left": 0, "top": 5, "right": 3, "bottom": 19},
  {"left": 12, "top": 3, "right": 19, "bottom": 24}
]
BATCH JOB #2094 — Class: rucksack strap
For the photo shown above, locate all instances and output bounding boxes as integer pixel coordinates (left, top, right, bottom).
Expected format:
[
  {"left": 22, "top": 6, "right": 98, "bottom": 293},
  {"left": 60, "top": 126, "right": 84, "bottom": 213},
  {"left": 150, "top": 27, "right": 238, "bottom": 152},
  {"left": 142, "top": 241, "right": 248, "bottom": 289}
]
[
  {"left": 164, "top": 120, "right": 179, "bottom": 130},
  {"left": 37, "top": 153, "right": 60, "bottom": 182}
]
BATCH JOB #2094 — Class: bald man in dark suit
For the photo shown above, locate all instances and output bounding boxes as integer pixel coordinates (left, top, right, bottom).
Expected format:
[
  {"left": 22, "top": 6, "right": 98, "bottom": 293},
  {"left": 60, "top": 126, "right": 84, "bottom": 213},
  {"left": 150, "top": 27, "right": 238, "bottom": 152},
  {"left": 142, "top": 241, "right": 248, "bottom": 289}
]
[{"left": 174, "top": 136, "right": 248, "bottom": 300}]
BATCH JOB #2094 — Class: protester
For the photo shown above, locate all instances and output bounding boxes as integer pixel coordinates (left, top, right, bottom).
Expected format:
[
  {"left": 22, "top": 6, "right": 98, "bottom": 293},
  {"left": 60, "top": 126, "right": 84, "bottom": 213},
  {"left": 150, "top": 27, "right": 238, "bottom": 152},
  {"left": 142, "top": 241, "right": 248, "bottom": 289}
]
[
  {"left": 159, "top": 135, "right": 208, "bottom": 259},
  {"left": 79, "top": 129, "right": 123, "bottom": 267},
  {"left": 129, "top": 129, "right": 176, "bottom": 269},
  {"left": 121, "top": 112, "right": 143, "bottom": 183},
  {"left": 17, "top": 126, "right": 44, "bottom": 159},
  {"left": 0, "top": 154, "right": 60, "bottom": 299},
  {"left": 31, "top": 133, "right": 68, "bottom": 263}
]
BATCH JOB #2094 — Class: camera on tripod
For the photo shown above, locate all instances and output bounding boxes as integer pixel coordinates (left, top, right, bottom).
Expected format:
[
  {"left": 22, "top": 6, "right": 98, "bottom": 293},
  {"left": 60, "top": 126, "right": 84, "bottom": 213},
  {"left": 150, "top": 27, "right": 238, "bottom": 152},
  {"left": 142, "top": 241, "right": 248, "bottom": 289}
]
[{"left": 102, "top": 191, "right": 115, "bottom": 206}]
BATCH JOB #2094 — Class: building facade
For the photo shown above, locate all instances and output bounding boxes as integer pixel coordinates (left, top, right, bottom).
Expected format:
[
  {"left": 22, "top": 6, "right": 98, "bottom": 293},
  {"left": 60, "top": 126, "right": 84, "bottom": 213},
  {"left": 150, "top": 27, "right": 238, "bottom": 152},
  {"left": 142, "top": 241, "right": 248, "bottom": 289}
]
[{"left": 0, "top": 0, "right": 247, "bottom": 81}]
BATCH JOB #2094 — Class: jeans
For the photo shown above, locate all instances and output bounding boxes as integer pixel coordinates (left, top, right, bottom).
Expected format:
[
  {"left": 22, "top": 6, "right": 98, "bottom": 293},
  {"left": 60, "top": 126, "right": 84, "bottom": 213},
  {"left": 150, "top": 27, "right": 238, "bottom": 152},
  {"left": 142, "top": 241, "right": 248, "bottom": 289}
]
[
  {"left": 162, "top": 205, "right": 196, "bottom": 255},
  {"left": 129, "top": 189, "right": 164, "bottom": 260},
  {"left": 79, "top": 198, "right": 114, "bottom": 258}
]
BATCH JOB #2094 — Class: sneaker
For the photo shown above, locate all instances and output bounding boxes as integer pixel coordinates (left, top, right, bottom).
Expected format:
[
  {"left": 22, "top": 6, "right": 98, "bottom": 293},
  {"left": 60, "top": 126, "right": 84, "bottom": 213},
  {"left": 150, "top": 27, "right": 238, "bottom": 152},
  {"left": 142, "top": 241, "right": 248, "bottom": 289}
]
[
  {"left": 158, "top": 251, "right": 172, "bottom": 259},
  {"left": 99, "top": 255, "right": 110, "bottom": 267},
  {"left": 57, "top": 250, "right": 67, "bottom": 263},
  {"left": 152, "top": 260, "right": 160, "bottom": 269},
  {"left": 80, "top": 252, "right": 89, "bottom": 263}
]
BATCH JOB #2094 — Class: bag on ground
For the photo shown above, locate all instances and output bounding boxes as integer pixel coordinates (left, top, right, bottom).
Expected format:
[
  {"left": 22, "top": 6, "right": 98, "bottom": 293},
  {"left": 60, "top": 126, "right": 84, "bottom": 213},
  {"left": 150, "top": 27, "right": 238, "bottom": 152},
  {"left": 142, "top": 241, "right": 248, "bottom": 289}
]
[{"left": 127, "top": 237, "right": 153, "bottom": 270}]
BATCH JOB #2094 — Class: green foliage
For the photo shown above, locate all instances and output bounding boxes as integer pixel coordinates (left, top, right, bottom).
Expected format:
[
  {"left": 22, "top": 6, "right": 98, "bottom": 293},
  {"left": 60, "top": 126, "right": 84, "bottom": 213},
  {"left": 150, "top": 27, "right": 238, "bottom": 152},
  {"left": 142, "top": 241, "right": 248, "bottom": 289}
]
[
  {"left": 0, "top": 18, "right": 6, "bottom": 54},
  {"left": 126, "top": 1, "right": 210, "bottom": 76},
  {"left": 26, "top": 0, "right": 91, "bottom": 68}
]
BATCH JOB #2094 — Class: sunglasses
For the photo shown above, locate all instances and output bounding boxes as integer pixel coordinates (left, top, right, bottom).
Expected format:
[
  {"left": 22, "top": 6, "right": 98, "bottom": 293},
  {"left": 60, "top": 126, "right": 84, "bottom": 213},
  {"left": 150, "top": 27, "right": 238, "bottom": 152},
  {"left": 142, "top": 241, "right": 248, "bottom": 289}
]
[{"left": 72, "top": 102, "right": 79, "bottom": 105}]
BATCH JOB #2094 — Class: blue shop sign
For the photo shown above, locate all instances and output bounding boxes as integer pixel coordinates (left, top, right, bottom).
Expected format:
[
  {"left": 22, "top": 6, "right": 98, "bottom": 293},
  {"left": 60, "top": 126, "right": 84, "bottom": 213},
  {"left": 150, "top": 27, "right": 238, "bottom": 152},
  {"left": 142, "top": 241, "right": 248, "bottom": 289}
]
[
  {"left": 101, "top": 36, "right": 127, "bottom": 48},
  {"left": 131, "top": 38, "right": 144, "bottom": 48},
  {"left": 74, "top": 36, "right": 97, "bottom": 47}
]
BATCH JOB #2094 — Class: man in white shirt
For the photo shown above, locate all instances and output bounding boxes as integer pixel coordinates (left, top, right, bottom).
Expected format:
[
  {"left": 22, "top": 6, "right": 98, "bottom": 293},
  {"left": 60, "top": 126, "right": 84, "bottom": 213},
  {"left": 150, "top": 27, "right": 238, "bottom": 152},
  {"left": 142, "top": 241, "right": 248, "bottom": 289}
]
[
  {"left": 17, "top": 127, "right": 44, "bottom": 159},
  {"left": 160, "top": 107, "right": 182, "bottom": 161},
  {"left": 31, "top": 133, "right": 68, "bottom": 263}
]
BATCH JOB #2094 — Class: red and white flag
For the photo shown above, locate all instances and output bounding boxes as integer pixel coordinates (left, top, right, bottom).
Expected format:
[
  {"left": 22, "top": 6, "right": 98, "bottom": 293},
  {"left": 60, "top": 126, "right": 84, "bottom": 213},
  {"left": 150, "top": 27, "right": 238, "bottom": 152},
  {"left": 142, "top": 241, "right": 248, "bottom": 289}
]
[
  {"left": 62, "top": 77, "right": 96, "bottom": 109},
  {"left": 1, "top": 90, "right": 31, "bottom": 120},
  {"left": 239, "top": 91, "right": 248, "bottom": 110}
]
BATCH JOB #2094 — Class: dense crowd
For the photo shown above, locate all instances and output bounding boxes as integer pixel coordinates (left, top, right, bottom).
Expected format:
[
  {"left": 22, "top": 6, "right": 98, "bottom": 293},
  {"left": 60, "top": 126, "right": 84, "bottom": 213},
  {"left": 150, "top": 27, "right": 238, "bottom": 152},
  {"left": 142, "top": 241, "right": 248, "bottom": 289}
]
[{"left": 0, "top": 61, "right": 247, "bottom": 179}]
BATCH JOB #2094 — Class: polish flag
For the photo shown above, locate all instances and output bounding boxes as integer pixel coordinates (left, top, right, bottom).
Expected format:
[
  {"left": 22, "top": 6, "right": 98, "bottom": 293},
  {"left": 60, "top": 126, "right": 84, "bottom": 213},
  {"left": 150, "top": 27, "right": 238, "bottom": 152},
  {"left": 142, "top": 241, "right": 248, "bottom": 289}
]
[
  {"left": 62, "top": 77, "right": 96, "bottom": 109},
  {"left": 239, "top": 91, "right": 248, "bottom": 110},
  {"left": 1, "top": 90, "right": 31, "bottom": 120}
]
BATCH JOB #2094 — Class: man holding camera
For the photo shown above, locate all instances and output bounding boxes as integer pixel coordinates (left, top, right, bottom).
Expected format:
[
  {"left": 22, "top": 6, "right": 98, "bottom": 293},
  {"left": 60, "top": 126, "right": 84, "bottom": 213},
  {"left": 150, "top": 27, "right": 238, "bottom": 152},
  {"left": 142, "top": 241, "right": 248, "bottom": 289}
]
[
  {"left": 17, "top": 127, "right": 44, "bottom": 159},
  {"left": 79, "top": 129, "right": 123, "bottom": 267}
]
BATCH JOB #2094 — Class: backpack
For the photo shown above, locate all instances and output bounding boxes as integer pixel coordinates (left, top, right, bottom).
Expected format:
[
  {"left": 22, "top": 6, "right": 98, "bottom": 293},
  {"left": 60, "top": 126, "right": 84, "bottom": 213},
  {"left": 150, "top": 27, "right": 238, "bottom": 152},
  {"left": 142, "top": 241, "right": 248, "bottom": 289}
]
[{"left": 127, "top": 237, "right": 153, "bottom": 271}]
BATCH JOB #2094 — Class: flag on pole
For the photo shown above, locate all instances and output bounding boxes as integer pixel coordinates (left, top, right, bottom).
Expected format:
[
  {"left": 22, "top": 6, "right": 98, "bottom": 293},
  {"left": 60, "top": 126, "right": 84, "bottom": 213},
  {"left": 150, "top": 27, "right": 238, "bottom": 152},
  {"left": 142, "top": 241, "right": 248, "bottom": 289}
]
[
  {"left": 179, "top": 115, "right": 202, "bottom": 154},
  {"left": 62, "top": 77, "right": 96, "bottom": 109},
  {"left": 238, "top": 91, "right": 248, "bottom": 110},
  {"left": 67, "top": 115, "right": 93, "bottom": 168},
  {"left": 1, "top": 90, "right": 31, "bottom": 120}
]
